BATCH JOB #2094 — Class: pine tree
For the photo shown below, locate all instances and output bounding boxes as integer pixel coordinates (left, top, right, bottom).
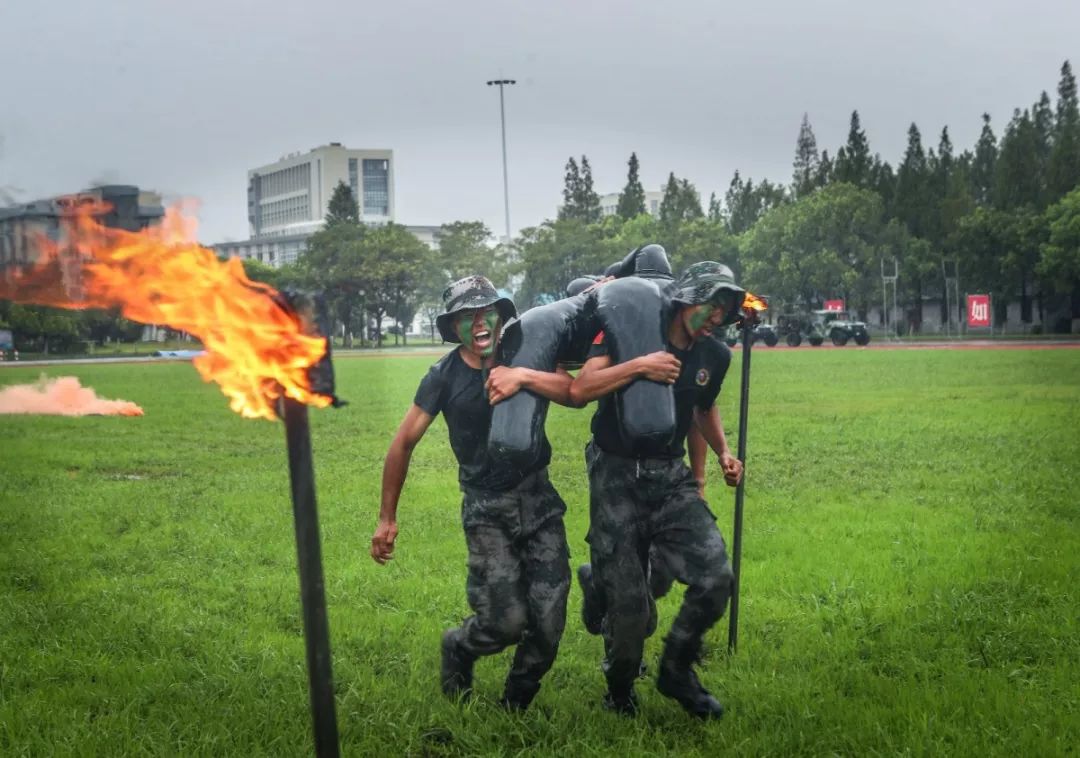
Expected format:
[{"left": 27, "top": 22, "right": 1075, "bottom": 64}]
[
  {"left": 707, "top": 192, "right": 723, "bottom": 221},
  {"left": 678, "top": 178, "right": 704, "bottom": 219},
  {"left": 995, "top": 108, "right": 1041, "bottom": 210},
  {"left": 559, "top": 157, "right": 582, "bottom": 220},
  {"left": 834, "top": 111, "right": 872, "bottom": 187},
  {"left": 659, "top": 172, "right": 681, "bottom": 225},
  {"left": 792, "top": 113, "right": 820, "bottom": 199},
  {"left": 616, "top": 152, "right": 647, "bottom": 219},
  {"left": 1049, "top": 60, "right": 1080, "bottom": 200},
  {"left": 970, "top": 113, "right": 998, "bottom": 207},
  {"left": 578, "top": 156, "right": 602, "bottom": 223},
  {"left": 325, "top": 180, "right": 359, "bottom": 226},
  {"left": 816, "top": 150, "right": 833, "bottom": 188},
  {"left": 894, "top": 123, "right": 930, "bottom": 237},
  {"left": 1032, "top": 91, "right": 1054, "bottom": 206}
]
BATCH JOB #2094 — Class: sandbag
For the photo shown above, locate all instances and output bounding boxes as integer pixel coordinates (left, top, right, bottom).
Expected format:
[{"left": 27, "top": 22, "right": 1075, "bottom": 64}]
[
  {"left": 595, "top": 277, "right": 676, "bottom": 449},
  {"left": 487, "top": 293, "right": 600, "bottom": 469}
]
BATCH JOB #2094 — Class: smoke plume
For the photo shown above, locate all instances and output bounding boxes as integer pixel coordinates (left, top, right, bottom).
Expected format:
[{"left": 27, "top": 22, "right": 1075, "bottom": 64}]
[{"left": 0, "top": 376, "right": 143, "bottom": 416}]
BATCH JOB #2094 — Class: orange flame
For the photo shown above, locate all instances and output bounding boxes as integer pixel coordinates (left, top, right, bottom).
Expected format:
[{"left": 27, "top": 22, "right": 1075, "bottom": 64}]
[
  {"left": 742, "top": 291, "right": 768, "bottom": 312},
  {"left": 0, "top": 202, "right": 329, "bottom": 421}
]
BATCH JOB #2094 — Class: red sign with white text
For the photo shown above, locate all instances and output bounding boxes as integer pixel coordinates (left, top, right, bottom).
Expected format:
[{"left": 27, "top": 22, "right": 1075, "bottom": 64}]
[
  {"left": 967, "top": 295, "right": 991, "bottom": 328},
  {"left": 824, "top": 299, "right": 845, "bottom": 312}
]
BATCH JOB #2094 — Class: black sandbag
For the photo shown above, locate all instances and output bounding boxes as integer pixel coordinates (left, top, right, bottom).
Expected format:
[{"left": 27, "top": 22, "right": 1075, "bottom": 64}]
[
  {"left": 487, "top": 293, "right": 600, "bottom": 468},
  {"left": 595, "top": 277, "right": 676, "bottom": 448}
]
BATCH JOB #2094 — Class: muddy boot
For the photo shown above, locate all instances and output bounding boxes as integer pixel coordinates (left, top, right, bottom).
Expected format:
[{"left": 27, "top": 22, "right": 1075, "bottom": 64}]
[
  {"left": 440, "top": 630, "right": 475, "bottom": 700},
  {"left": 577, "top": 564, "right": 606, "bottom": 636},
  {"left": 656, "top": 639, "right": 723, "bottom": 720}
]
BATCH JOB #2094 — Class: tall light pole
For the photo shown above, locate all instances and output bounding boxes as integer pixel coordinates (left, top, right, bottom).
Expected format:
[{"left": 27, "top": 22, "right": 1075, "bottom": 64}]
[{"left": 486, "top": 78, "right": 516, "bottom": 244}]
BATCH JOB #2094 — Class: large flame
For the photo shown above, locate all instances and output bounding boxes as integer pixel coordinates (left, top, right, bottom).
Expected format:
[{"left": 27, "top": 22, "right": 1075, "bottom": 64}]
[
  {"left": 0, "top": 202, "right": 329, "bottom": 420},
  {"left": 742, "top": 291, "right": 768, "bottom": 312}
]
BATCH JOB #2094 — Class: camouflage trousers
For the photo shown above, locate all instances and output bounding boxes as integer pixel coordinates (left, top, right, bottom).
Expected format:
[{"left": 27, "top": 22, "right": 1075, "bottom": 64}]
[
  {"left": 447, "top": 467, "right": 571, "bottom": 698},
  {"left": 585, "top": 441, "right": 734, "bottom": 693}
]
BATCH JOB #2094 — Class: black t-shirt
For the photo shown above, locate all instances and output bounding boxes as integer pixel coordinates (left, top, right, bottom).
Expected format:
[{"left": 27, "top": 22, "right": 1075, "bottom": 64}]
[
  {"left": 413, "top": 348, "right": 552, "bottom": 491},
  {"left": 587, "top": 333, "right": 731, "bottom": 459}
]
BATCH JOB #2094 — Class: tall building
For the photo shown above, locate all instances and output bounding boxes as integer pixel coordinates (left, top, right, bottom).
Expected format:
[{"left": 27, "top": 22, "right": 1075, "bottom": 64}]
[
  {"left": 247, "top": 143, "right": 394, "bottom": 238},
  {"left": 0, "top": 185, "right": 164, "bottom": 268},
  {"left": 597, "top": 190, "right": 665, "bottom": 219}
]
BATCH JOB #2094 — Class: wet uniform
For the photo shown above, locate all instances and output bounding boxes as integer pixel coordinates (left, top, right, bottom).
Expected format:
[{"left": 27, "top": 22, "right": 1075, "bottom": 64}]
[
  {"left": 415, "top": 348, "right": 570, "bottom": 703},
  {"left": 585, "top": 333, "right": 735, "bottom": 695}
]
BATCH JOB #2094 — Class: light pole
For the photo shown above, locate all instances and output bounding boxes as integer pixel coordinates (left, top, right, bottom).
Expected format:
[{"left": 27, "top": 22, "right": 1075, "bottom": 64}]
[{"left": 486, "top": 78, "right": 516, "bottom": 244}]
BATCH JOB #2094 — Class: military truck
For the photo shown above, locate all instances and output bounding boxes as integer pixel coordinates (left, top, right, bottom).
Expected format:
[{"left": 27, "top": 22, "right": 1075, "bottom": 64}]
[
  {"left": 774, "top": 313, "right": 824, "bottom": 347},
  {"left": 812, "top": 309, "right": 870, "bottom": 346}
]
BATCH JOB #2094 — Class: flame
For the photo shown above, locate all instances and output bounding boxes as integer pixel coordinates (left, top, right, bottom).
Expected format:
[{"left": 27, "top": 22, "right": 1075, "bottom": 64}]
[
  {"left": 742, "top": 291, "right": 768, "bottom": 312},
  {"left": 0, "top": 202, "right": 329, "bottom": 420}
]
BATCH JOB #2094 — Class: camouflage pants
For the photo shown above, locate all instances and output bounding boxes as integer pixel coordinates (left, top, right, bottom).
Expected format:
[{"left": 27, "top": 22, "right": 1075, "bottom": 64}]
[
  {"left": 585, "top": 441, "right": 734, "bottom": 692},
  {"left": 448, "top": 468, "right": 571, "bottom": 697}
]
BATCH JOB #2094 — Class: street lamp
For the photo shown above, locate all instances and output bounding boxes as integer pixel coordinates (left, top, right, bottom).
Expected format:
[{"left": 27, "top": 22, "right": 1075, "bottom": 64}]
[{"left": 486, "top": 78, "right": 516, "bottom": 244}]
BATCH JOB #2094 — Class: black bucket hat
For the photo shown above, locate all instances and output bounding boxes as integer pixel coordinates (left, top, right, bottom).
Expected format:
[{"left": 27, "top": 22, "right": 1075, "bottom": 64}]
[
  {"left": 671, "top": 261, "right": 746, "bottom": 326},
  {"left": 436, "top": 275, "right": 517, "bottom": 343}
]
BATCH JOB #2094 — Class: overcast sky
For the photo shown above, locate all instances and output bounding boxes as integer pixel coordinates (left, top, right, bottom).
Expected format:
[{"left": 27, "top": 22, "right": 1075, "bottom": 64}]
[{"left": 2, "top": 0, "right": 1078, "bottom": 243}]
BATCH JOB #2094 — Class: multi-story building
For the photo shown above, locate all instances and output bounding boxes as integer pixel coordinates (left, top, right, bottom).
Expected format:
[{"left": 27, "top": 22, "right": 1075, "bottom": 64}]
[
  {"left": 213, "top": 224, "right": 442, "bottom": 268},
  {"left": 0, "top": 185, "right": 164, "bottom": 268},
  {"left": 597, "top": 190, "right": 665, "bottom": 219},
  {"left": 247, "top": 143, "right": 394, "bottom": 238}
]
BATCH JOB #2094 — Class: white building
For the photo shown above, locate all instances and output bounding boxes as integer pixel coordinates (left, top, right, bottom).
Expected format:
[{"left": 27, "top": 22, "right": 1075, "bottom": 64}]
[
  {"left": 247, "top": 143, "right": 394, "bottom": 238},
  {"left": 597, "top": 190, "right": 665, "bottom": 219}
]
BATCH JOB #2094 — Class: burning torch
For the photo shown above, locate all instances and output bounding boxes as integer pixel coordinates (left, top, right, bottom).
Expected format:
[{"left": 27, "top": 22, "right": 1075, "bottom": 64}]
[
  {"left": 0, "top": 204, "right": 345, "bottom": 756},
  {"left": 728, "top": 292, "right": 766, "bottom": 654}
]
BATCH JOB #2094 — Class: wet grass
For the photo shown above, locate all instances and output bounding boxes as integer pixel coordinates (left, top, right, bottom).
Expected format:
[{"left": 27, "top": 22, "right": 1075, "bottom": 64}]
[{"left": 1, "top": 347, "right": 1078, "bottom": 756}]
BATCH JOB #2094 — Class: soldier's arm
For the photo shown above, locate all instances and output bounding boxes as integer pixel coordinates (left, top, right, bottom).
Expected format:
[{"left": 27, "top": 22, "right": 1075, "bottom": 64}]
[
  {"left": 371, "top": 404, "right": 436, "bottom": 564},
  {"left": 569, "top": 352, "right": 681, "bottom": 406},
  {"left": 486, "top": 365, "right": 581, "bottom": 407},
  {"left": 693, "top": 405, "right": 743, "bottom": 487},
  {"left": 687, "top": 425, "right": 708, "bottom": 496}
]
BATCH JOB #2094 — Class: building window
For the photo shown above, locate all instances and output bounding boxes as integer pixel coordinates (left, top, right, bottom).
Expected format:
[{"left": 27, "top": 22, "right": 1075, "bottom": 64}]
[
  {"left": 348, "top": 158, "right": 359, "bottom": 208},
  {"left": 362, "top": 159, "right": 390, "bottom": 217}
]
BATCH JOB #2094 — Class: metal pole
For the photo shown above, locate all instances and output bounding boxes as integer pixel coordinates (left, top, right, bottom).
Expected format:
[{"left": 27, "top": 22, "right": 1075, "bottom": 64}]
[
  {"left": 283, "top": 398, "right": 340, "bottom": 758},
  {"left": 728, "top": 314, "right": 755, "bottom": 654},
  {"left": 487, "top": 79, "right": 516, "bottom": 244}
]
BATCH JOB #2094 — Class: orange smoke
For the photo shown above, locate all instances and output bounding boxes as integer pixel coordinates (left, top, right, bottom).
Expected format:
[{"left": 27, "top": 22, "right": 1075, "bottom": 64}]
[
  {"left": 742, "top": 292, "right": 768, "bottom": 312},
  {"left": 0, "top": 376, "right": 143, "bottom": 416},
  {"left": 0, "top": 202, "right": 329, "bottom": 420}
]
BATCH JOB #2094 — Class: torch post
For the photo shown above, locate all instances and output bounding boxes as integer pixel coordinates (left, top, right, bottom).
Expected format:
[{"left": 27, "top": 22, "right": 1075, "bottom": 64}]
[
  {"left": 728, "top": 309, "right": 757, "bottom": 654},
  {"left": 282, "top": 397, "right": 340, "bottom": 758}
]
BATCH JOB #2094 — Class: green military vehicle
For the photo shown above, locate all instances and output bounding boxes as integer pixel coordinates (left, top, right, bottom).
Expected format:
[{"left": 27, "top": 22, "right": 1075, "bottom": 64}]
[{"left": 773, "top": 313, "right": 824, "bottom": 347}]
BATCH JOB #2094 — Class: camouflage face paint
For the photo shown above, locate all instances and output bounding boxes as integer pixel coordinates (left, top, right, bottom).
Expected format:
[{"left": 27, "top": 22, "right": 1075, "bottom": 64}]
[
  {"left": 688, "top": 304, "right": 716, "bottom": 333},
  {"left": 457, "top": 308, "right": 500, "bottom": 357}
]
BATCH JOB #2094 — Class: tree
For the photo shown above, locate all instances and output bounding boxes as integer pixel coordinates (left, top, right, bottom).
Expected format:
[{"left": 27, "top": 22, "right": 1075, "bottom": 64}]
[
  {"left": 970, "top": 113, "right": 998, "bottom": 207},
  {"left": 436, "top": 221, "right": 506, "bottom": 286},
  {"left": 578, "top": 157, "right": 602, "bottom": 223},
  {"left": 362, "top": 224, "right": 430, "bottom": 347},
  {"left": 995, "top": 108, "right": 1042, "bottom": 211},
  {"left": 894, "top": 123, "right": 931, "bottom": 238},
  {"left": 723, "top": 171, "right": 786, "bottom": 235},
  {"left": 325, "top": 181, "right": 359, "bottom": 226},
  {"left": 559, "top": 157, "right": 582, "bottom": 221},
  {"left": 1049, "top": 60, "right": 1080, "bottom": 200},
  {"left": 834, "top": 111, "right": 873, "bottom": 188},
  {"left": 515, "top": 218, "right": 607, "bottom": 307},
  {"left": 792, "top": 113, "right": 820, "bottom": 199},
  {"left": 302, "top": 221, "right": 369, "bottom": 346},
  {"left": 659, "top": 172, "right": 681, "bottom": 225},
  {"left": 1038, "top": 187, "right": 1080, "bottom": 306},
  {"left": 616, "top": 152, "right": 647, "bottom": 219}
]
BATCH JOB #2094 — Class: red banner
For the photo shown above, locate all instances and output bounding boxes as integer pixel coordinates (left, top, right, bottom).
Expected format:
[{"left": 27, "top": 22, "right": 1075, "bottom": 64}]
[
  {"left": 824, "top": 299, "right": 845, "bottom": 312},
  {"left": 967, "top": 295, "right": 991, "bottom": 328}
]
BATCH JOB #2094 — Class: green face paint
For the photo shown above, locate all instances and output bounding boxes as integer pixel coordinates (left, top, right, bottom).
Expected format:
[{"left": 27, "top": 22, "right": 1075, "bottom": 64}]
[
  {"left": 688, "top": 304, "right": 715, "bottom": 332},
  {"left": 456, "top": 308, "right": 500, "bottom": 356}
]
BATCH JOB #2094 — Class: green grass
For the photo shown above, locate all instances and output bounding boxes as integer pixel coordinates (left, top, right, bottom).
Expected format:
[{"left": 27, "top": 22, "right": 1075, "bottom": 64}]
[{"left": 1, "top": 348, "right": 1078, "bottom": 756}]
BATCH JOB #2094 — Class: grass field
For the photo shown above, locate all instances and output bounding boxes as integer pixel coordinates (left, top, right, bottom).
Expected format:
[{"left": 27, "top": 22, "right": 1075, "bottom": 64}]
[{"left": 1, "top": 347, "right": 1078, "bottom": 756}]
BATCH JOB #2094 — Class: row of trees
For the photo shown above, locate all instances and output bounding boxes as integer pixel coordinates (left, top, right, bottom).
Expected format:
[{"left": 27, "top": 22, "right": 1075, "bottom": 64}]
[{"left": 518, "top": 60, "right": 1080, "bottom": 331}]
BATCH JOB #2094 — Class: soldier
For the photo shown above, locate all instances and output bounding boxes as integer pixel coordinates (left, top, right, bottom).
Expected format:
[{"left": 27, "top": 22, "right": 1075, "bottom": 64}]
[
  {"left": 568, "top": 261, "right": 745, "bottom": 719},
  {"left": 370, "top": 275, "right": 574, "bottom": 711}
]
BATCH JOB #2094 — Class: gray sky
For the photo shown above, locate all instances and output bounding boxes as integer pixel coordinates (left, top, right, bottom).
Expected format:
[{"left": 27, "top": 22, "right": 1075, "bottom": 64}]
[{"left": 2, "top": 0, "right": 1078, "bottom": 243}]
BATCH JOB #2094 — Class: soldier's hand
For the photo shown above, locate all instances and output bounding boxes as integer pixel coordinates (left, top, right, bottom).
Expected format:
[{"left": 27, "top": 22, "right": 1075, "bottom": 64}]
[
  {"left": 485, "top": 366, "right": 523, "bottom": 404},
  {"left": 720, "top": 452, "right": 743, "bottom": 487},
  {"left": 371, "top": 519, "right": 398, "bottom": 565},
  {"left": 636, "top": 351, "right": 681, "bottom": 383}
]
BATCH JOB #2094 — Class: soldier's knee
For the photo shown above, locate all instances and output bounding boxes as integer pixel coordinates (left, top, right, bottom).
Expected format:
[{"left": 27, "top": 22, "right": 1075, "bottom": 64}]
[
  {"left": 495, "top": 603, "right": 529, "bottom": 643},
  {"left": 695, "top": 562, "right": 735, "bottom": 602}
]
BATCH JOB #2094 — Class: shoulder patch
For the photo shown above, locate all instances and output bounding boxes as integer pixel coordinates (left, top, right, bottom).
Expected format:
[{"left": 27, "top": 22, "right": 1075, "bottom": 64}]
[
  {"left": 592, "top": 330, "right": 606, "bottom": 345},
  {"left": 695, "top": 368, "right": 710, "bottom": 386}
]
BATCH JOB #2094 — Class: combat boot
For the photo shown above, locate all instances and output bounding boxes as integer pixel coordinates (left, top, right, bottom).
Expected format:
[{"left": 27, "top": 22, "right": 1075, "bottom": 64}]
[
  {"left": 577, "top": 564, "right": 605, "bottom": 636},
  {"left": 656, "top": 639, "right": 724, "bottom": 720},
  {"left": 440, "top": 630, "right": 475, "bottom": 700},
  {"left": 500, "top": 679, "right": 541, "bottom": 712},
  {"left": 601, "top": 685, "right": 639, "bottom": 717}
]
